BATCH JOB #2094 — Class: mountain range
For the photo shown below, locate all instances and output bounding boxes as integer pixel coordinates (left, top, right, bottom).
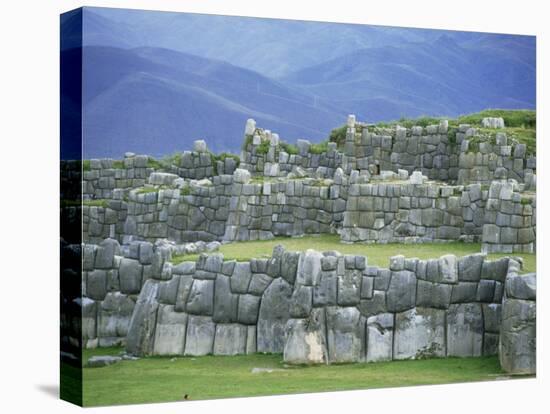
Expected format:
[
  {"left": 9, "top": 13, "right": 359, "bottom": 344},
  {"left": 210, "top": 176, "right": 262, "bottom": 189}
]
[{"left": 61, "top": 7, "right": 535, "bottom": 158}]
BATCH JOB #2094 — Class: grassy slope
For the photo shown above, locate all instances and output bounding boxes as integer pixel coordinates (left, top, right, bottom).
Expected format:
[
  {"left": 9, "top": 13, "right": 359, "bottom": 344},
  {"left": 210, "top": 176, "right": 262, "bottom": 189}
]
[
  {"left": 83, "top": 347, "right": 514, "bottom": 406},
  {"left": 173, "top": 235, "right": 535, "bottom": 274}
]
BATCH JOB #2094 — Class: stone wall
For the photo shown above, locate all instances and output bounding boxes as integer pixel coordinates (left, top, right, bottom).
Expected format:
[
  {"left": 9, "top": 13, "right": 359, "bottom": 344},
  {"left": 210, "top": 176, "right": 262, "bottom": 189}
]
[
  {"left": 481, "top": 181, "right": 536, "bottom": 253},
  {"left": 123, "top": 247, "right": 527, "bottom": 366},
  {"left": 239, "top": 117, "right": 535, "bottom": 186},
  {"left": 81, "top": 238, "right": 170, "bottom": 348},
  {"left": 80, "top": 168, "right": 536, "bottom": 253},
  {"left": 341, "top": 181, "right": 485, "bottom": 243},
  {"left": 499, "top": 262, "right": 536, "bottom": 374}
]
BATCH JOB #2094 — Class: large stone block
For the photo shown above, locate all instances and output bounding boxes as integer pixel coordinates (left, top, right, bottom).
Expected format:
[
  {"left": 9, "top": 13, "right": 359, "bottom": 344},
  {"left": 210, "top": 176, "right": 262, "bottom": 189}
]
[
  {"left": 81, "top": 298, "right": 97, "bottom": 340},
  {"left": 458, "top": 254, "right": 484, "bottom": 282},
  {"left": 481, "top": 258, "right": 509, "bottom": 282},
  {"left": 153, "top": 305, "right": 188, "bottom": 355},
  {"left": 119, "top": 258, "right": 143, "bottom": 294},
  {"left": 87, "top": 269, "right": 108, "bottom": 300},
  {"left": 186, "top": 279, "right": 214, "bottom": 315},
  {"left": 438, "top": 255, "right": 458, "bottom": 284},
  {"left": 257, "top": 278, "right": 293, "bottom": 353},
  {"left": 280, "top": 251, "right": 299, "bottom": 284},
  {"left": 231, "top": 262, "right": 252, "bottom": 293},
  {"left": 290, "top": 285, "right": 313, "bottom": 318},
  {"left": 184, "top": 315, "right": 216, "bottom": 356},
  {"left": 337, "top": 269, "right": 362, "bottom": 306},
  {"left": 451, "top": 282, "right": 478, "bottom": 303},
  {"left": 357, "top": 290, "right": 387, "bottom": 317},
  {"left": 393, "top": 307, "right": 446, "bottom": 360},
  {"left": 366, "top": 313, "right": 394, "bottom": 363},
  {"left": 126, "top": 280, "right": 160, "bottom": 356},
  {"left": 213, "top": 274, "right": 238, "bottom": 323},
  {"left": 482, "top": 303, "right": 501, "bottom": 333},
  {"left": 284, "top": 309, "right": 327, "bottom": 364},
  {"left": 446, "top": 303, "right": 483, "bottom": 357},
  {"left": 387, "top": 271, "right": 417, "bottom": 312},
  {"left": 416, "top": 280, "right": 452, "bottom": 309},
  {"left": 313, "top": 271, "right": 337, "bottom": 306},
  {"left": 326, "top": 306, "right": 365, "bottom": 363},
  {"left": 98, "top": 292, "right": 135, "bottom": 338},
  {"left": 238, "top": 294, "right": 261, "bottom": 324},
  {"left": 94, "top": 238, "right": 120, "bottom": 269},
  {"left": 158, "top": 276, "right": 180, "bottom": 305},
  {"left": 174, "top": 275, "right": 193, "bottom": 312},
  {"left": 506, "top": 272, "right": 536, "bottom": 300},
  {"left": 213, "top": 324, "right": 247, "bottom": 355},
  {"left": 500, "top": 298, "right": 536, "bottom": 374},
  {"left": 296, "top": 250, "right": 323, "bottom": 286}
]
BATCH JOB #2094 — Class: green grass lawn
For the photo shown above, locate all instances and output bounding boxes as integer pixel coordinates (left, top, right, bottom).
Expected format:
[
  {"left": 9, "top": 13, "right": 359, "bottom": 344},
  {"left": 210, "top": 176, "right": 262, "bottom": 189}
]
[
  {"left": 82, "top": 347, "right": 519, "bottom": 406},
  {"left": 173, "top": 235, "right": 535, "bottom": 273}
]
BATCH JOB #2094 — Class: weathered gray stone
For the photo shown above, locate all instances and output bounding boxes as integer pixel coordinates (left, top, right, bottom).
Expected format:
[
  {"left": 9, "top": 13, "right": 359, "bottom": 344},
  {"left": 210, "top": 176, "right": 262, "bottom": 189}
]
[
  {"left": 312, "top": 271, "right": 337, "bottom": 307},
  {"left": 94, "top": 238, "right": 120, "bottom": 269},
  {"left": 248, "top": 273, "right": 272, "bottom": 295},
  {"left": 119, "top": 258, "right": 143, "bottom": 294},
  {"left": 172, "top": 261, "right": 195, "bottom": 275},
  {"left": 296, "top": 250, "right": 323, "bottom": 286},
  {"left": 506, "top": 272, "right": 536, "bottom": 300},
  {"left": 87, "top": 269, "right": 108, "bottom": 300},
  {"left": 326, "top": 306, "right": 365, "bottom": 363},
  {"left": 458, "top": 254, "right": 484, "bottom": 282},
  {"left": 231, "top": 262, "right": 252, "bottom": 293},
  {"left": 361, "top": 276, "right": 374, "bottom": 299},
  {"left": 366, "top": 313, "right": 394, "bottom": 362},
  {"left": 290, "top": 285, "right": 313, "bottom": 318},
  {"left": 153, "top": 305, "right": 188, "bottom": 355},
  {"left": 446, "top": 303, "right": 483, "bottom": 357},
  {"left": 98, "top": 292, "right": 135, "bottom": 338},
  {"left": 257, "top": 278, "right": 293, "bottom": 353},
  {"left": 184, "top": 315, "right": 216, "bottom": 356},
  {"left": 416, "top": 280, "right": 452, "bottom": 309},
  {"left": 481, "top": 257, "right": 509, "bottom": 282},
  {"left": 126, "top": 280, "right": 160, "bottom": 356},
  {"left": 186, "top": 279, "right": 214, "bottom": 315},
  {"left": 87, "top": 355, "right": 122, "bottom": 368},
  {"left": 357, "top": 290, "right": 387, "bottom": 317},
  {"left": 393, "top": 307, "right": 445, "bottom": 360},
  {"left": 477, "top": 279, "right": 496, "bottom": 302},
  {"left": 233, "top": 168, "right": 251, "bottom": 184},
  {"left": 174, "top": 275, "right": 193, "bottom": 312},
  {"left": 438, "top": 254, "right": 458, "bottom": 284},
  {"left": 500, "top": 298, "right": 536, "bottom": 374},
  {"left": 387, "top": 271, "right": 417, "bottom": 312},
  {"left": 337, "top": 269, "right": 361, "bottom": 306},
  {"left": 213, "top": 274, "right": 238, "bottom": 322},
  {"left": 482, "top": 303, "right": 501, "bottom": 333},
  {"left": 483, "top": 332, "right": 499, "bottom": 356},
  {"left": 238, "top": 294, "right": 261, "bottom": 325},
  {"left": 158, "top": 276, "right": 180, "bottom": 305},
  {"left": 284, "top": 309, "right": 327, "bottom": 364},
  {"left": 451, "top": 282, "right": 478, "bottom": 303},
  {"left": 213, "top": 324, "right": 247, "bottom": 355},
  {"left": 281, "top": 252, "right": 300, "bottom": 284}
]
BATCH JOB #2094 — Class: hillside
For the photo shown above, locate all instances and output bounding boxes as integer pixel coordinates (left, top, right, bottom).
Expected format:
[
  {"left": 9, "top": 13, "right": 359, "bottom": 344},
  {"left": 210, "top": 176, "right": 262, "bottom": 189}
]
[
  {"left": 283, "top": 35, "right": 535, "bottom": 122},
  {"left": 80, "top": 46, "right": 344, "bottom": 158}
]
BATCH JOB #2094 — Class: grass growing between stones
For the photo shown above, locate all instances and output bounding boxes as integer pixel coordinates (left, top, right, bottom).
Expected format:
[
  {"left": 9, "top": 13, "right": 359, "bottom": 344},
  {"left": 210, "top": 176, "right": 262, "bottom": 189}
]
[
  {"left": 82, "top": 347, "right": 517, "bottom": 406},
  {"left": 173, "top": 234, "right": 535, "bottom": 273}
]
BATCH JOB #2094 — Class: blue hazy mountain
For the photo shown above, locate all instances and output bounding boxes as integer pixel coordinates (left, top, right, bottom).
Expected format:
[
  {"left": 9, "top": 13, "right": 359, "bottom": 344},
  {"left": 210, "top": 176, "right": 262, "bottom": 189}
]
[
  {"left": 282, "top": 34, "right": 535, "bottom": 121},
  {"left": 68, "top": 7, "right": 536, "bottom": 158},
  {"left": 81, "top": 46, "right": 344, "bottom": 158}
]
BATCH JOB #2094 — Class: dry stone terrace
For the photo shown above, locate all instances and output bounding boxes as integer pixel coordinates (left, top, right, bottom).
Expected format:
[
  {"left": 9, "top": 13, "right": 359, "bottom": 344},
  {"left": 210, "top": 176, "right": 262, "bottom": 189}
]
[{"left": 61, "top": 115, "right": 536, "bottom": 374}]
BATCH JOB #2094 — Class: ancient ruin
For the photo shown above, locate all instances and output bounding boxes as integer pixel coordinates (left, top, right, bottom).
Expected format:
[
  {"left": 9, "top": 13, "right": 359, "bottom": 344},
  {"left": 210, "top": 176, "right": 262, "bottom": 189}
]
[{"left": 63, "top": 115, "right": 536, "bottom": 374}]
